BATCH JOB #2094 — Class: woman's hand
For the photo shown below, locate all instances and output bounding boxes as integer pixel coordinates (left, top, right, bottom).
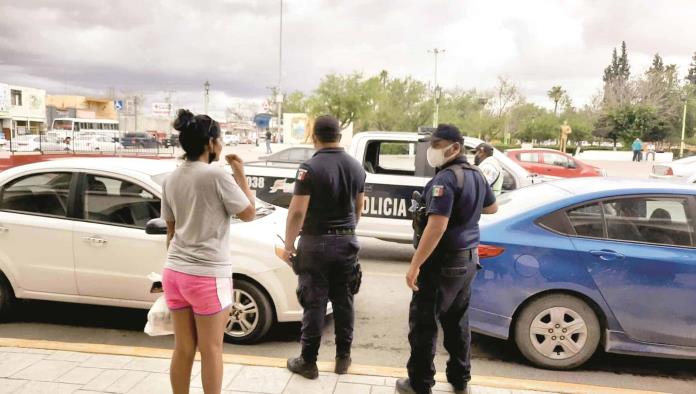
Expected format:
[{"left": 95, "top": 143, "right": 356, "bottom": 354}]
[{"left": 225, "top": 154, "right": 245, "bottom": 176}]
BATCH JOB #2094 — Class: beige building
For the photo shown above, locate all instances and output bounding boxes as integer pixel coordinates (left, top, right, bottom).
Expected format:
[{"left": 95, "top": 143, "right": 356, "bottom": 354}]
[
  {"left": 0, "top": 83, "right": 47, "bottom": 139},
  {"left": 45, "top": 95, "right": 117, "bottom": 131}
]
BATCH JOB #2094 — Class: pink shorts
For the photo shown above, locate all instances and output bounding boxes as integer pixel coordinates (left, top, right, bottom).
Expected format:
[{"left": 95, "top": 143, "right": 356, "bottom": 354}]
[{"left": 162, "top": 268, "right": 233, "bottom": 316}]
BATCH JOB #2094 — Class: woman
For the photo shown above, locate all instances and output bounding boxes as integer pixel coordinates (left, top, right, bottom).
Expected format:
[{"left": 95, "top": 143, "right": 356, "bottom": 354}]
[{"left": 161, "top": 109, "right": 256, "bottom": 394}]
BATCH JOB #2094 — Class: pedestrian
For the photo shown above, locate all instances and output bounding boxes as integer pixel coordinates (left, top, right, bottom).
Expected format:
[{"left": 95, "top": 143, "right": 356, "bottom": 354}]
[
  {"left": 646, "top": 141, "right": 656, "bottom": 161},
  {"left": 632, "top": 138, "right": 642, "bottom": 162},
  {"left": 161, "top": 109, "right": 256, "bottom": 394},
  {"left": 265, "top": 129, "right": 273, "bottom": 154},
  {"left": 473, "top": 143, "right": 503, "bottom": 196},
  {"left": 280, "top": 115, "right": 366, "bottom": 379},
  {"left": 397, "top": 124, "right": 498, "bottom": 394}
]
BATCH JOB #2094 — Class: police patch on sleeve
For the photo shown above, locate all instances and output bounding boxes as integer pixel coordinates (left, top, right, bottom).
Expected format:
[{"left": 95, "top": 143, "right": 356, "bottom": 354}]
[
  {"left": 432, "top": 185, "right": 445, "bottom": 197},
  {"left": 296, "top": 168, "right": 308, "bottom": 181}
]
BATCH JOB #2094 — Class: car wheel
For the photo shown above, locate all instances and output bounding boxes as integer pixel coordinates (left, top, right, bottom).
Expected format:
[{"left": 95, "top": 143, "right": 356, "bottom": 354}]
[
  {"left": 224, "top": 279, "right": 274, "bottom": 344},
  {"left": 0, "top": 273, "right": 15, "bottom": 321},
  {"left": 514, "top": 294, "right": 600, "bottom": 370}
]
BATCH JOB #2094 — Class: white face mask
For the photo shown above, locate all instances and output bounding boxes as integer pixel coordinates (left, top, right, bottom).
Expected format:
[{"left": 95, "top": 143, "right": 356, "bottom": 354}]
[{"left": 426, "top": 143, "right": 455, "bottom": 168}]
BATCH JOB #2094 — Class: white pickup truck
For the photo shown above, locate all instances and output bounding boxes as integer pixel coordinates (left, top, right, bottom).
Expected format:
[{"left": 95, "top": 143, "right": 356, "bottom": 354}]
[{"left": 244, "top": 132, "right": 539, "bottom": 242}]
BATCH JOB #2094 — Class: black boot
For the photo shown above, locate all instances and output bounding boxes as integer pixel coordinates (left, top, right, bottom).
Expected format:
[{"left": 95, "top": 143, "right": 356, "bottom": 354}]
[
  {"left": 334, "top": 356, "right": 352, "bottom": 374},
  {"left": 452, "top": 384, "right": 471, "bottom": 394},
  {"left": 395, "top": 378, "right": 432, "bottom": 394},
  {"left": 286, "top": 356, "right": 319, "bottom": 380}
]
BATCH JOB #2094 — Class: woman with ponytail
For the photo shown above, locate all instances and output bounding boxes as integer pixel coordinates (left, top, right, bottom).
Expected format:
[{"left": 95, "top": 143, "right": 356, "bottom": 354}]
[{"left": 161, "top": 109, "right": 255, "bottom": 393}]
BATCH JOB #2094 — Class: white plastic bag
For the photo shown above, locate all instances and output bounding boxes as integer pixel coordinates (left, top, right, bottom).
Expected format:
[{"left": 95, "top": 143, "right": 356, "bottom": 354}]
[{"left": 144, "top": 272, "right": 173, "bottom": 336}]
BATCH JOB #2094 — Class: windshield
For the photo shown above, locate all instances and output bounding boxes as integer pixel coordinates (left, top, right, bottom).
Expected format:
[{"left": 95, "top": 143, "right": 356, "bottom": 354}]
[
  {"left": 483, "top": 183, "right": 572, "bottom": 224},
  {"left": 53, "top": 120, "right": 73, "bottom": 130}
]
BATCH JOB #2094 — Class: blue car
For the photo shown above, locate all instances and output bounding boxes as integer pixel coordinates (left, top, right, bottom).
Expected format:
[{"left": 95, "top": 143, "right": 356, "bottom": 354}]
[{"left": 472, "top": 178, "right": 696, "bottom": 370}]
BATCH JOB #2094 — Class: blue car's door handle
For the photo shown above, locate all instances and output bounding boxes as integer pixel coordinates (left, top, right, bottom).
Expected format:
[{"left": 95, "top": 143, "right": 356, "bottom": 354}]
[{"left": 590, "top": 250, "right": 625, "bottom": 261}]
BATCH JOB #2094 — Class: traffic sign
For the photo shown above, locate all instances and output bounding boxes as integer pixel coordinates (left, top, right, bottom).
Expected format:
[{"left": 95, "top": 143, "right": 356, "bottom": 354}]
[
  {"left": 152, "top": 102, "right": 171, "bottom": 115},
  {"left": 114, "top": 100, "right": 124, "bottom": 111}
]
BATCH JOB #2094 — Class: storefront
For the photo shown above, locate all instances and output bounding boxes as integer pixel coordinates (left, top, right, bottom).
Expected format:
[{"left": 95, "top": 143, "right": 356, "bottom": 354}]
[{"left": 1, "top": 83, "right": 47, "bottom": 138}]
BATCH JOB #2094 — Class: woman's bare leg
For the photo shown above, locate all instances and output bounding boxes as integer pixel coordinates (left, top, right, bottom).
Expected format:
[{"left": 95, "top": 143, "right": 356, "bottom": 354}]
[
  {"left": 195, "top": 308, "right": 230, "bottom": 394},
  {"left": 170, "top": 308, "right": 197, "bottom": 394}
]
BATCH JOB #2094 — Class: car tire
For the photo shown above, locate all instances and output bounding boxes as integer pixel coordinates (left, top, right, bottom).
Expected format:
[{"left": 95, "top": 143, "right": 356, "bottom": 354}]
[
  {"left": 0, "top": 273, "right": 15, "bottom": 321},
  {"left": 514, "top": 294, "right": 600, "bottom": 370},
  {"left": 224, "top": 278, "right": 274, "bottom": 344}
]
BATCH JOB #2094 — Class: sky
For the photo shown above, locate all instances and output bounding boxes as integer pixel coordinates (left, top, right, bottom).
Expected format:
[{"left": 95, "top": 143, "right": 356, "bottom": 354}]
[{"left": 2, "top": 0, "right": 696, "bottom": 119}]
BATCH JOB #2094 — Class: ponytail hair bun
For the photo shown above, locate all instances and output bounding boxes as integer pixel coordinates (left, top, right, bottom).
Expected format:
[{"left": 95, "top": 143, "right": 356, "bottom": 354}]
[{"left": 173, "top": 109, "right": 196, "bottom": 132}]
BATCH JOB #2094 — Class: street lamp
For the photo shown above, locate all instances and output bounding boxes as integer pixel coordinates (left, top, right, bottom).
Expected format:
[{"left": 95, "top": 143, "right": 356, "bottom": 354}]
[
  {"left": 204, "top": 80, "right": 210, "bottom": 115},
  {"left": 428, "top": 48, "right": 445, "bottom": 127},
  {"left": 680, "top": 93, "right": 688, "bottom": 158},
  {"left": 477, "top": 97, "right": 488, "bottom": 140}
]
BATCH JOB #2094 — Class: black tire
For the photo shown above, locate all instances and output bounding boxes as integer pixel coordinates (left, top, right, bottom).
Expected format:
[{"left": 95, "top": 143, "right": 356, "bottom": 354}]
[
  {"left": 0, "top": 273, "right": 16, "bottom": 321},
  {"left": 514, "top": 294, "right": 600, "bottom": 370},
  {"left": 224, "top": 278, "right": 274, "bottom": 344}
]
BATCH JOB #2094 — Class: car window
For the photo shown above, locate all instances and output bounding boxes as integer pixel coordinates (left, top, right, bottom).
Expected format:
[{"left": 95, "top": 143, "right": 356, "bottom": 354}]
[
  {"left": 375, "top": 142, "right": 415, "bottom": 175},
  {"left": 0, "top": 172, "right": 72, "bottom": 217},
  {"left": 602, "top": 197, "right": 693, "bottom": 247},
  {"left": 567, "top": 203, "right": 604, "bottom": 238},
  {"left": 543, "top": 153, "right": 571, "bottom": 167},
  {"left": 288, "top": 149, "right": 306, "bottom": 161},
  {"left": 84, "top": 174, "right": 160, "bottom": 228},
  {"left": 518, "top": 152, "right": 539, "bottom": 163},
  {"left": 270, "top": 150, "right": 291, "bottom": 162}
]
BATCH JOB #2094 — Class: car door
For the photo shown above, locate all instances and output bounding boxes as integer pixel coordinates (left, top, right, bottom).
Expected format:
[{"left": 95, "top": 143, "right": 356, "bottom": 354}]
[
  {"left": 72, "top": 172, "right": 165, "bottom": 303},
  {"left": 0, "top": 171, "right": 77, "bottom": 295},
  {"left": 568, "top": 195, "right": 696, "bottom": 347}
]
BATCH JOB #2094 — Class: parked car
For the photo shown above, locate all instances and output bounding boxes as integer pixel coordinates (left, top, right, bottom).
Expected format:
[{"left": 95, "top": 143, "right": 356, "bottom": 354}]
[
  {"left": 72, "top": 135, "right": 124, "bottom": 152},
  {"left": 0, "top": 134, "right": 6, "bottom": 149},
  {"left": 121, "top": 132, "right": 160, "bottom": 149},
  {"left": 0, "top": 158, "right": 310, "bottom": 343},
  {"left": 472, "top": 178, "right": 696, "bottom": 369},
  {"left": 223, "top": 132, "right": 241, "bottom": 146},
  {"left": 506, "top": 148, "right": 605, "bottom": 178},
  {"left": 8, "top": 135, "right": 67, "bottom": 152},
  {"left": 650, "top": 155, "right": 696, "bottom": 180}
]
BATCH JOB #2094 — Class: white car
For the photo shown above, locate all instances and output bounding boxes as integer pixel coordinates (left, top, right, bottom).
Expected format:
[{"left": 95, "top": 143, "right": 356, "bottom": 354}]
[
  {"left": 223, "top": 132, "right": 241, "bottom": 146},
  {"left": 72, "top": 135, "right": 124, "bottom": 152},
  {"left": 9, "top": 135, "right": 67, "bottom": 152},
  {"left": 650, "top": 155, "right": 696, "bottom": 180},
  {"left": 0, "top": 158, "right": 303, "bottom": 343}
]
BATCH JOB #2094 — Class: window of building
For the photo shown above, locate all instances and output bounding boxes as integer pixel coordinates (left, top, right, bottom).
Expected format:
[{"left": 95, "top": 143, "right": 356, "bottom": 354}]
[
  {"left": 0, "top": 172, "right": 73, "bottom": 217},
  {"left": 10, "top": 90, "right": 22, "bottom": 106}
]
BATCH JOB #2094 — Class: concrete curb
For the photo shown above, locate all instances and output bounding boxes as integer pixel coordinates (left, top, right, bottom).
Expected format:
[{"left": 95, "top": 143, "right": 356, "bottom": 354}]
[{"left": 0, "top": 337, "right": 666, "bottom": 394}]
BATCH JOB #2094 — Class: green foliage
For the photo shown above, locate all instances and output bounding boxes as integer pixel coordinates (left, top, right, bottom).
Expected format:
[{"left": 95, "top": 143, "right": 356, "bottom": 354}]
[
  {"left": 547, "top": 86, "right": 566, "bottom": 116},
  {"left": 283, "top": 91, "right": 308, "bottom": 113},
  {"left": 362, "top": 72, "right": 433, "bottom": 132},
  {"left": 687, "top": 52, "right": 696, "bottom": 85},
  {"left": 307, "top": 73, "right": 374, "bottom": 130}
]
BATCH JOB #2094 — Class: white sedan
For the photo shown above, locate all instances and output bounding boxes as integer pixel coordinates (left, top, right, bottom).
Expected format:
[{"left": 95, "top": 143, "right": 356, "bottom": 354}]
[
  {"left": 650, "top": 155, "right": 696, "bottom": 180},
  {"left": 0, "top": 158, "right": 303, "bottom": 343},
  {"left": 72, "top": 135, "right": 124, "bottom": 152},
  {"left": 8, "top": 135, "right": 67, "bottom": 152}
]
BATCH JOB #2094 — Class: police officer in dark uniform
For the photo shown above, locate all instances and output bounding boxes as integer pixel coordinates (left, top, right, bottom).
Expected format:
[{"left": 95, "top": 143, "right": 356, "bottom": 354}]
[
  {"left": 280, "top": 115, "right": 366, "bottom": 380},
  {"left": 397, "top": 124, "right": 498, "bottom": 394}
]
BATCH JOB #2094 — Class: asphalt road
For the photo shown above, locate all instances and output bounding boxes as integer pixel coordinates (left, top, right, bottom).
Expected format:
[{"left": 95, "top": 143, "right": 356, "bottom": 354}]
[{"left": 1, "top": 237, "right": 695, "bottom": 393}]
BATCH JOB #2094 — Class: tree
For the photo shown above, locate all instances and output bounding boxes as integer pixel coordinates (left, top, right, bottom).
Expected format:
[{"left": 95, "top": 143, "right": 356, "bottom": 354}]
[
  {"left": 364, "top": 74, "right": 432, "bottom": 132},
  {"left": 282, "top": 91, "right": 308, "bottom": 113},
  {"left": 602, "top": 41, "right": 632, "bottom": 107},
  {"left": 307, "top": 73, "right": 374, "bottom": 130},
  {"left": 687, "top": 52, "right": 696, "bottom": 85},
  {"left": 547, "top": 85, "right": 566, "bottom": 116}
]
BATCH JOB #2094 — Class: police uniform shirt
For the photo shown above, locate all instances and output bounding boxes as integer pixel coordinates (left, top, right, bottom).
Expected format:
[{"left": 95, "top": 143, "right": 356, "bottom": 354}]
[
  {"left": 424, "top": 156, "right": 496, "bottom": 251},
  {"left": 293, "top": 147, "right": 366, "bottom": 234}
]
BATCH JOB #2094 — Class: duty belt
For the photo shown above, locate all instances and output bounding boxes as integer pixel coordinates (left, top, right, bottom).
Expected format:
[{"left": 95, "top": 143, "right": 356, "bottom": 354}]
[{"left": 303, "top": 228, "right": 356, "bottom": 236}]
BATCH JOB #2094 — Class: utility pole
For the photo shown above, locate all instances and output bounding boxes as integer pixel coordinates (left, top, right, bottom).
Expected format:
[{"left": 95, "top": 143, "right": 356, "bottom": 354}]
[
  {"left": 204, "top": 80, "right": 210, "bottom": 115},
  {"left": 276, "top": 0, "right": 284, "bottom": 137},
  {"left": 428, "top": 48, "right": 445, "bottom": 127},
  {"left": 680, "top": 95, "right": 688, "bottom": 158}
]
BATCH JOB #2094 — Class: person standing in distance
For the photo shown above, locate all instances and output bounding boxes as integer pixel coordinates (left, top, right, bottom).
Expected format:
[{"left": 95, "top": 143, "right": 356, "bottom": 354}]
[
  {"left": 280, "top": 115, "right": 366, "bottom": 379},
  {"left": 474, "top": 143, "right": 503, "bottom": 196},
  {"left": 265, "top": 129, "right": 273, "bottom": 154},
  {"left": 161, "top": 109, "right": 256, "bottom": 394},
  {"left": 397, "top": 124, "right": 498, "bottom": 394}
]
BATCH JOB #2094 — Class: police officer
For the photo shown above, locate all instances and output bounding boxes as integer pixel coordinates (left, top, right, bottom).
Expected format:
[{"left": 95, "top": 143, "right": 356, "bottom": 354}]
[
  {"left": 397, "top": 124, "right": 498, "bottom": 394},
  {"left": 474, "top": 143, "right": 504, "bottom": 196},
  {"left": 280, "top": 115, "right": 366, "bottom": 380}
]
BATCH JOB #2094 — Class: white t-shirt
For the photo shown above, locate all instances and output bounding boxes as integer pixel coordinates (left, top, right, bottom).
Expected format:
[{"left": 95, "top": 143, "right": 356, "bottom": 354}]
[{"left": 161, "top": 161, "right": 250, "bottom": 277}]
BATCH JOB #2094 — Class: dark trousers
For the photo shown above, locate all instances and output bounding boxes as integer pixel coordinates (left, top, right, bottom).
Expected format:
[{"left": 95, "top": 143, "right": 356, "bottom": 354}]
[
  {"left": 632, "top": 150, "right": 642, "bottom": 162},
  {"left": 407, "top": 249, "right": 479, "bottom": 393},
  {"left": 295, "top": 235, "right": 361, "bottom": 362},
  {"left": 266, "top": 140, "right": 272, "bottom": 154}
]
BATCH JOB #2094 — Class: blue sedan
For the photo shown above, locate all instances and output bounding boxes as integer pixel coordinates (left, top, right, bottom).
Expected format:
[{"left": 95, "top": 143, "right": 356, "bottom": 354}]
[{"left": 472, "top": 178, "right": 696, "bottom": 370}]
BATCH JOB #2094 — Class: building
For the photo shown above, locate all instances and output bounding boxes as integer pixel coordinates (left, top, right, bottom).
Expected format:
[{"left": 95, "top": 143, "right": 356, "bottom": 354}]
[
  {"left": 45, "top": 95, "right": 117, "bottom": 129},
  {"left": 0, "top": 83, "right": 47, "bottom": 139}
]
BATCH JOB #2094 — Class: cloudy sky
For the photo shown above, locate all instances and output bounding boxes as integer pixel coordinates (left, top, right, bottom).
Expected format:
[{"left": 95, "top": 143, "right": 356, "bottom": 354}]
[{"left": 2, "top": 0, "right": 696, "bottom": 118}]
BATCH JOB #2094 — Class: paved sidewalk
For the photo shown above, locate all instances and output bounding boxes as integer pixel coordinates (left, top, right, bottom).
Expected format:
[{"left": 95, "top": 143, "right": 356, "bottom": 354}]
[{"left": 0, "top": 345, "right": 554, "bottom": 394}]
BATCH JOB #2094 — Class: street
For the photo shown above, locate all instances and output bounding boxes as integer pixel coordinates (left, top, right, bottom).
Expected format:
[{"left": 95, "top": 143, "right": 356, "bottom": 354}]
[{"left": 1, "top": 235, "right": 695, "bottom": 393}]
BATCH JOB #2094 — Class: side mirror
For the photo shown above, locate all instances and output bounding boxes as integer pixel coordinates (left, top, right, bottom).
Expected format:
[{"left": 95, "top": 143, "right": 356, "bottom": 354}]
[
  {"left": 146, "top": 218, "right": 168, "bottom": 235},
  {"left": 567, "top": 161, "right": 577, "bottom": 169}
]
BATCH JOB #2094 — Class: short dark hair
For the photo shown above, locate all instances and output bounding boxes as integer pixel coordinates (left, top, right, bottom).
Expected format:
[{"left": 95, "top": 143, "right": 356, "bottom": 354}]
[
  {"left": 476, "top": 142, "right": 494, "bottom": 157},
  {"left": 173, "top": 109, "right": 220, "bottom": 161},
  {"left": 313, "top": 115, "right": 341, "bottom": 143}
]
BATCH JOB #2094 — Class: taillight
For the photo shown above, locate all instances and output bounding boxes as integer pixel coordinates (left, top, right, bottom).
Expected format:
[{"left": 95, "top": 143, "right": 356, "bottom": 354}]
[
  {"left": 666, "top": 168, "right": 673, "bottom": 176},
  {"left": 478, "top": 244, "right": 505, "bottom": 259}
]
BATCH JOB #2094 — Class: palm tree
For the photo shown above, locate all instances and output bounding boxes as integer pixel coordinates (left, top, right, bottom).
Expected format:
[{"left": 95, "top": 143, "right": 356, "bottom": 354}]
[{"left": 547, "top": 85, "right": 566, "bottom": 116}]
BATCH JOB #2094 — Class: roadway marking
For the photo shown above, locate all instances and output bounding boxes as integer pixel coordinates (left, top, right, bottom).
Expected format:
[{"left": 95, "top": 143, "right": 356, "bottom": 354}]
[{"left": 0, "top": 337, "right": 666, "bottom": 394}]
